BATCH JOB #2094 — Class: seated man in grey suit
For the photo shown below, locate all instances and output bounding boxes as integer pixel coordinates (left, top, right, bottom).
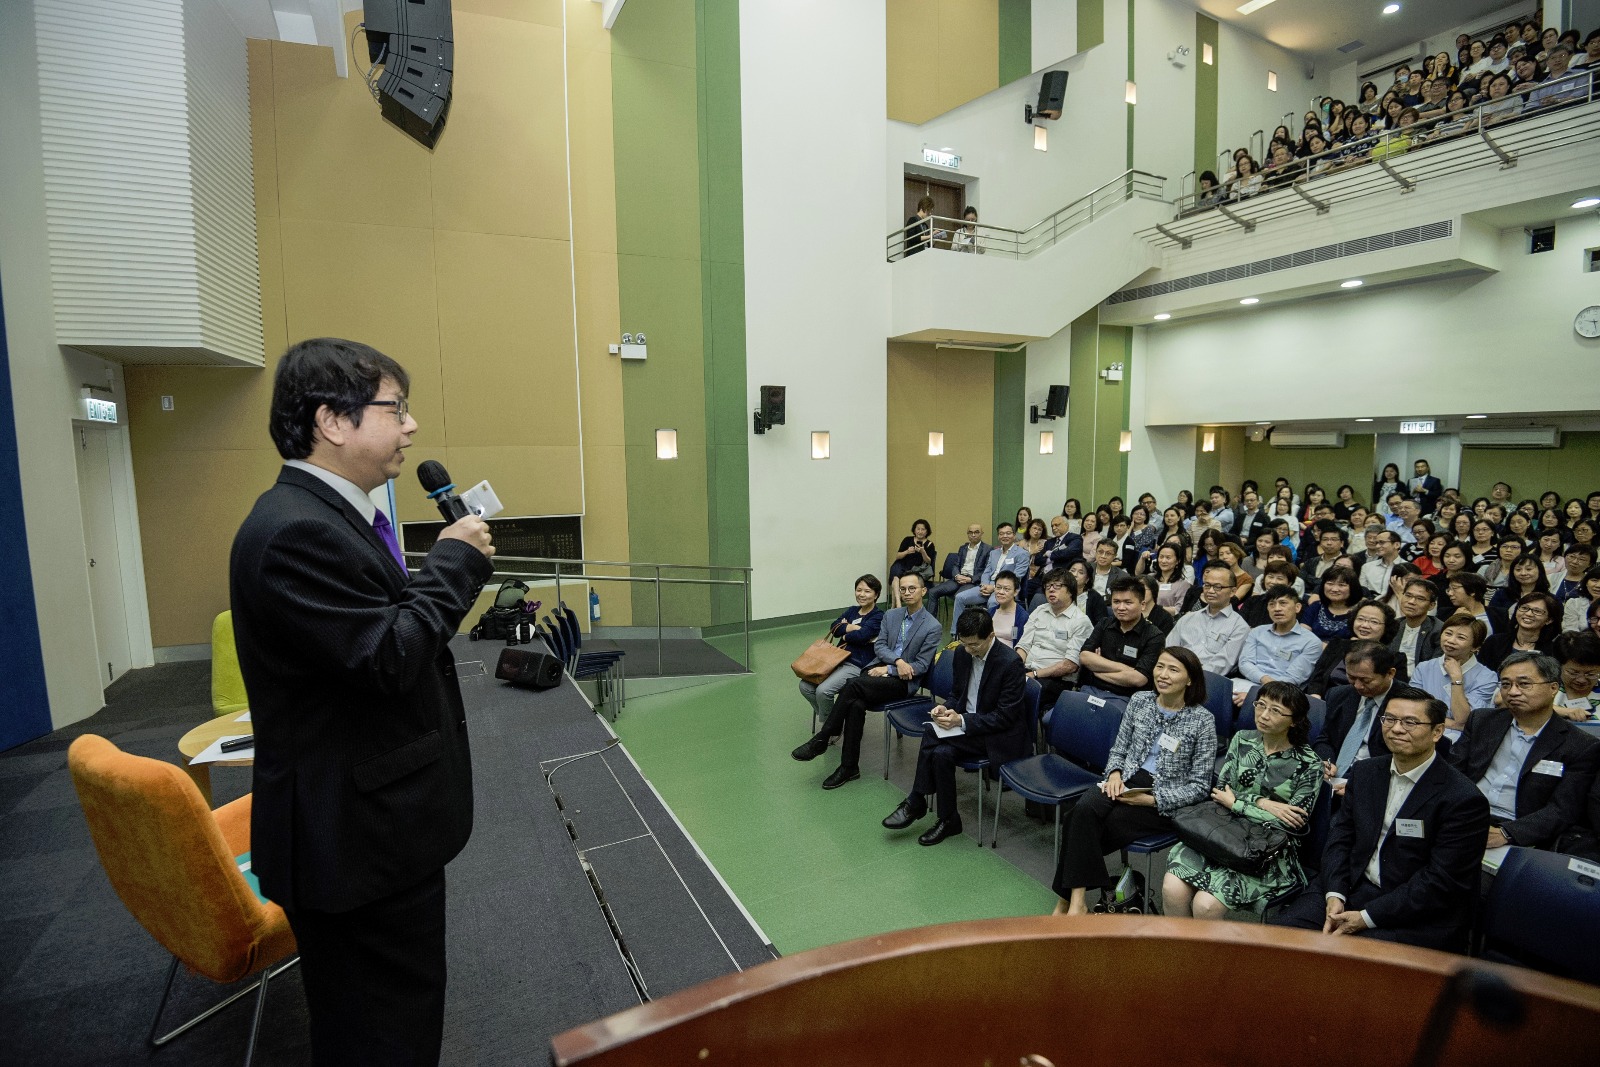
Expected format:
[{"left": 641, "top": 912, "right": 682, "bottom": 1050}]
[
  {"left": 1447, "top": 652, "right": 1600, "bottom": 851},
  {"left": 928, "top": 523, "right": 990, "bottom": 617},
  {"left": 1272, "top": 686, "right": 1490, "bottom": 951},
  {"left": 792, "top": 571, "right": 944, "bottom": 789},
  {"left": 882, "top": 608, "right": 1030, "bottom": 846}
]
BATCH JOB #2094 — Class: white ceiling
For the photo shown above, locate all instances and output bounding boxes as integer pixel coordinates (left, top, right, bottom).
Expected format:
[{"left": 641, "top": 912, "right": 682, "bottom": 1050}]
[{"left": 1188, "top": 0, "right": 1534, "bottom": 71}]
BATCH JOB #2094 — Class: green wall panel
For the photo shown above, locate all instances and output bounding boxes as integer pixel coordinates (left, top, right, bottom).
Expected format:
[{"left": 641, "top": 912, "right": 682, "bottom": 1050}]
[
  {"left": 992, "top": 350, "right": 1027, "bottom": 526},
  {"left": 1096, "top": 326, "right": 1129, "bottom": 503},
  {"left": 1067, "top": 313, "right": 1131, "bottom": 508},
  {"left": 998, "top": 0, "right": 1032, "bottom": 85},
  {"left": 1194, "top": 14, "right": 1219, "bottom": 179},
  {"left": 1066, "top": 309, "right": 1099, "bottom": 506},
  {"left": 1458, "top": 433, "right": 1600, "bottom": 502},
  {"left": 1077, "top": 0, "right": 1104, "bottom": 51},
  {"left": 1240, "top": 434, "right": 1378, "bottom": 501}
]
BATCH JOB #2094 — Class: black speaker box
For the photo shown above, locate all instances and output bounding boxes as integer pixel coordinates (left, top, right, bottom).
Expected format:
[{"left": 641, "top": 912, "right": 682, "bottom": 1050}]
[
  {"left": 760, "top": 385, "right": 786, "bottom": 427},
  {"left": 496, "top": 647, "right": 563, "bottom": 690},
  {"left": 1036, "top": 70, "right": 1069, "bottom": 120},
  {"left": 364, "top": 0, "right": 454, "bottom": 148}
]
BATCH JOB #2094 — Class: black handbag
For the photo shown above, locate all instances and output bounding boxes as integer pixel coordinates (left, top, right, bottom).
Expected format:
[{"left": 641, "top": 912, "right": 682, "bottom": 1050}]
[{"left": 1170, "top": 800, "right": 1293, "bottom": 874}]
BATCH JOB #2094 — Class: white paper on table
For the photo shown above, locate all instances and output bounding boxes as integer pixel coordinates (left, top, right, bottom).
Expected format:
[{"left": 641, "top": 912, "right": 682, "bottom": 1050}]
[
  {"left": 921, "top": 719, "right": 966, "bottom": 738},
  {"left": 1232, "top": 678, "right": 1254, "bottom": 695},
  {"left": 1482, "top": 844, "right": 1510, "bottom": 873},
  {"left": 190, "top": 735, "right": 254, "bottom": 764},
  {"left": 236, "top": 711, "right": 251, "bottom": 722}
]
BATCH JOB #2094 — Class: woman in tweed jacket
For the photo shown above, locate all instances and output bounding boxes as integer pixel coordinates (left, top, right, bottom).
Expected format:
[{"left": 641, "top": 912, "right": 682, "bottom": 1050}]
[{"left": 1051, "top": 646, "right": 1216, "bottom": 914}]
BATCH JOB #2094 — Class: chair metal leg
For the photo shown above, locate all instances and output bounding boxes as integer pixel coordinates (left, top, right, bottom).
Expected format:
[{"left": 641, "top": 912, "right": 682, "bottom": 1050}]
[
  {"left": 882, "top": 716, "right": 891, "bottom": 780},
  {"left": 149, "top": 954, "right": 300, "bottom": 1063},
  {"left": 1052, "top": 806, "right": 1062, "bottom": 870},
  {"left": 975, "top": 774, "right": 984, "bottom": 847},
  {"left": 991, "top": 781, "right": 1003, "bottom": 848}
]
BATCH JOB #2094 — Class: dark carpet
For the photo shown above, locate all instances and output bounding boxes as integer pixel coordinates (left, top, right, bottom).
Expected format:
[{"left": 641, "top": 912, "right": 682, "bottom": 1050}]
[
  {"left": 0, "top": 640, "right": 772, "bottom": 1066},
  {"left": 604, "top": 638, "right": 748, "bottom": 679}
]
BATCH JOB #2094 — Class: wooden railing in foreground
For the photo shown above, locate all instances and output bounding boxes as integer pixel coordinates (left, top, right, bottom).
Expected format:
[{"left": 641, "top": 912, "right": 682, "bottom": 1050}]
[{"left": 551, "top": 915, "right": 1600, "bottom": 1065}]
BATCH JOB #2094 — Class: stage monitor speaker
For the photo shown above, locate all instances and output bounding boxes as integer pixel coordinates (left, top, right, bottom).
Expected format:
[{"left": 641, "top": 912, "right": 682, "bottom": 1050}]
[
  {"left": 760, "top": 385, "right": 786, "bottom": 428},
  {"left": 1036, "top": 70, "right": 1069, "bottom": 120},
  {"left": 496, "top": 647, "right": 563, "bottom": 690}
]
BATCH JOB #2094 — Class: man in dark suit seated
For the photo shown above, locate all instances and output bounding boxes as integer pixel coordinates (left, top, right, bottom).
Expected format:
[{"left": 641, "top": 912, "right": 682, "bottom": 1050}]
[
  {"left": 1316, "top": 644, "right": 1404, "bottom": 791},
  {"left": 231, "top": 339, "right": 497, "bottom": 1065},
  {"left": 1447, "top": 652, "right": 1600, "bottom": 851},
  {"left": 881, "top": 608, "right": 1030, "bottom": 846},
  {"left": 1272, "top": 686, "right": 1490, "bottom": 951},
  {"left": 928, "top": 523, "right": 990, "bottom": 617}
]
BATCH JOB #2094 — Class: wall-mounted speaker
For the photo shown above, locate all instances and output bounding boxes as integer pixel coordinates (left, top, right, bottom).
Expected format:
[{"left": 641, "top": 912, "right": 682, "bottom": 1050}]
[
  {"left": 1036, "top": 70, "right": 1069, "bottom": 120},
  {"left": 760, "top": 385, "right": 786, "bottom": 427},
  {"left": 364, "top": 0, "right": 454, "bottom": 149}
]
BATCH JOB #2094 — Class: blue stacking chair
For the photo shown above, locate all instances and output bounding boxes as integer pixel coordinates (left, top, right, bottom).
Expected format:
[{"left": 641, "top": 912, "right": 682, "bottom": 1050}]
[
  {"left": 1200, "top": 671, "right": 1235, "bottom": 756},
  {"left": 559, "top": 602, "right": 626, "bottom": 713},
  {"left": 882, "top": 649, "right": 956, "bottom": 779},
  {"left": 1259, "top": 781, "right": 1335, "bottom": 920},
  {"left": 1478, "top": 847, "right": 1600, "bottom": 984},
  {"left": 992, "top": 690, "right": 1126, "bottom": 864}
]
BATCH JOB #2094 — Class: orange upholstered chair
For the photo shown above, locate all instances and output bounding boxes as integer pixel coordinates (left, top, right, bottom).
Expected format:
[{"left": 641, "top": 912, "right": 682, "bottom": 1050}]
[{"left": 68, "top": 734, "right": 298, "bottom": 1066}]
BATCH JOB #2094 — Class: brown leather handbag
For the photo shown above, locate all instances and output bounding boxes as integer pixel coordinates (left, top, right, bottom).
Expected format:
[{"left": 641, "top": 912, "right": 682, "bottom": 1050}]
[{"left": 791, "top": 630, "right": 850, "bottom": 685}]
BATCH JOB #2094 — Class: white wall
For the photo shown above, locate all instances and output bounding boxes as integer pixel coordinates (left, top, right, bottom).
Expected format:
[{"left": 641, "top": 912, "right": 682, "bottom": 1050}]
[
  {"left": 1215, "top": 18, "right": 1329, "bottom": 164},
  {"left": 1137, "top": 213, "right": 1600, "bottom": 427},
  {"left": 742, "top": 0, "right": 890, "bottom": 620},
  {"left": 1125, "top": 328, "right": 1196, "bottom": 504},
  {"left": 1021, "top": 324, "right": 1072, "bottom": 511},
  {"left": 1132, "top": 0, "right": 1199, "bottom": 186},
  {"left": 0, "top": 0, "right": 109, "bottom": 730},
  {"left": 1032, "top": 0, "right": 1076, "bottom": 72}
]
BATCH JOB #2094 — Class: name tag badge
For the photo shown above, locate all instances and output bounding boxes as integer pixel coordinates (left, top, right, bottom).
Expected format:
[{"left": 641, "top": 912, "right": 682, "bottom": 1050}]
[
  {"left": 1533, "top": 759, "right": 1564, "bottom": 777},
  {"left": 1123, "top": 644, "right": 1139, "bottom": 658},
  {"left": 1571, "top": 857, "right": 1600, "bottom": 880},
  {"left": 1395, "top": 818, "right": 1424, "bottom": 839},
  {"left": 1159, "top": 733, "right": 1180, "bottom": 753},
  {"left": 1087, "top": 695, "right": 1107, "bottom": 708}
]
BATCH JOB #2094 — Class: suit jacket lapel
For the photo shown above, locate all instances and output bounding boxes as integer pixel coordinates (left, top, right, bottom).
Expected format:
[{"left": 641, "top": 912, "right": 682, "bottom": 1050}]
[{"left": 276, "top": 467, "right": 405, "bottom": 593}]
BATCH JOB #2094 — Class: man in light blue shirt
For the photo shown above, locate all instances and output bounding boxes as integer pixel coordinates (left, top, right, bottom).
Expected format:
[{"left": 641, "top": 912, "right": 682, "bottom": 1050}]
[
  {"left": 1238, "top": 588, "right": 1323, "bottom": 686},
  {"left": 952, "top": 522, "right": 1029, "bottom": 633}
]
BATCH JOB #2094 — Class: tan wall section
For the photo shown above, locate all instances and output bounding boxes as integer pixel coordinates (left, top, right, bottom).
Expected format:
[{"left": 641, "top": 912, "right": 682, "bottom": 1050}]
[
  {"left": 126, "top": 3, "right": 627, "bottom": 647},
  {"left": 887, "top": 0, "right": 1000, "bottom": 124},
  {"left": 886, "top": 342, "right": 994, "bottom": 582}
]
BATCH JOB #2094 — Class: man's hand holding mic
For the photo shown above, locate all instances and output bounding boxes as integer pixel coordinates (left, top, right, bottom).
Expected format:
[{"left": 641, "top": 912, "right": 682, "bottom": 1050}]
[
  {"left": 418, "top": 460, "right": 495, "bottom": 560},
  {"left": 439, "top": 514, "right": 495, "bottom": 559}
]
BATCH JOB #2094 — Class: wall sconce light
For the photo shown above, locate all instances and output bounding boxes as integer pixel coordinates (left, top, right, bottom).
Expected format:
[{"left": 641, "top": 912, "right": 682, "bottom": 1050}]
[
  {"left": 1202, "top": 430, "right": 1216, "bottom": 452},
  {"left": 1267, "top": 70, "right": 1278, "bottom": 92},
  {"left": 928, "top": 431, "right": 944, "bottom": 457},
  {"left": 1203, "top": 42, "right": 1214, "bottom": 65},
  {"left": 655, "top": 428, "right": 678, "bottom": 460},
  {"left": 1034, "top": 125, "right": 1048, "bottom": 151},
  {"left": 1124, "top": 81, "right": 1138, "bottom": 104},
  {"left": 1118, "top": 431, "right": 1132, "bottom": 453},
  {"left": 1039, "top": 431, "right": 1054, "bottom": 455},
  {"left": 811, "top": 431, "right": 830, "bottom": 460}
]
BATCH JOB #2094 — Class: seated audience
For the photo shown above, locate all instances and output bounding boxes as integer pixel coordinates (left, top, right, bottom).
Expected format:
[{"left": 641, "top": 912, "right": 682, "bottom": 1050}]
[
  {"left": 1088, "top": 537, "right": 1127, "bottom": 597},
  {"left": 1076, "top": 576, "right": 1165, "bottom": 697},
  {"left": 1553, "top": 544, "right": 1595, "bottom": 605},
  {"left": 1238, "top": 560, "right": 1299, "bottom": 628},
  {"left": 1478, "top": 592, "right": 1559, "bottom": 671},
  {"left": 1316, "top": 642, "right": 1402, "bottom": 785},
  {"left": 1308, "top": 601, "right": 1405, "bottom": 697},
  {"left": 1359, "top": 531, "right": 1404, "bottom": 600},
  {"left": 1553, "top": 631, "right": 1600, "bottom": 721},
  {"left": 1447, "top": 652, "right": 1600, "bottom": 850},
  {"left": 1214, "top": 540, "right": 1256, "bottom": 601},
  {"left": 880, "top": 608, "right": 1030, "bottom": 846},
  {"left": 1050, "top": 648, "right": 1216, "bottom": 915},
  {"left": 1389, "top": 577, "right": 1444, "bottom": 670},
  {"left": 1562, "top": 563, "right": 1600, "bottom": 632},
  {"left": 1164, "top": 680, "right": 1322, "bottom": 918},
  {"left": 987, "top": 571, "right": 1029, "bottom": 647},
  {"left": 1272, "top": 686, "right": 1490, "bottom": 951},
  {"left": 1445, "top": 572, "right": 1493, "bottom": 633},
  {"left": 1412, "top": 613, "right": 1498, "bottom": 740},
  {"left": 791, "top": 572, "right": 943, "bottom": 788},
  {"left": 1525, "top": 47, "right": 1586, "bottom": 109},
  {"left": 1017, "top": 571, "right": 1094, "bottom": 710},
  {"left": 1166, "top": 561, "right": 1251, "bottom": 677},
  {"left": 1301, "top": 521, "right": 1350, "bottom": 590},
  {"left": 1138, "top": 575, "right": 1178, "bottom": 636},
  {"left": 798, "top": 574, "right": 884, "bottom": 729},
  {"left": 1238, "top": 588, "right": 1323, "bottom": 687},
  {"left": 1480, "top": 537, "right": 1525, "bottom": 590},
  {"left": 928, "top": 523, "right": 989, "bottom": 617},
  {"left": 1066, "top": 559, "right": 1108, "bottom": 626},
  {"left": 888, "top": 519, "right": 935, "bottom": 605},
  {"left": 1147, "top": 542, "right": 1193, "bottom": 612},
  {"left": 952, "top": 522, "right": 1029, "bottom": 635},
  {"left": 1304, "top": 565, "right": 1359, "bottom": 641}
]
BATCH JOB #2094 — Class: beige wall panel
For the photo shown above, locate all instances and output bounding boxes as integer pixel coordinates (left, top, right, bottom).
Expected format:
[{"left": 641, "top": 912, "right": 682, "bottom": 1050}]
[
  {"left": 567, "top": 42, "right": 619, "bottom": 255},
  {"left": 431, "top": 15, "right": 570, "bottom": 240},
  {"left": 248, "top": 38, "right": 278, "bottom": 217},
  {"left": 887, "top": 0, "right": 940, "bottom": 124},
  {"left": 433, "top": 229, "right": 580, "bottom": 452},
  {"left": 457, "top": 0, "right": 562, "bottom": 26},
  {"left": 125, "top": 367, "right": 271, "bottom": 455},
  {"left": 573, "top": 249, "right": 623, "bottom": 431},
  {"left": 448, "top": 444, "right": 585, "bottom": 517},
  {"left": 270, "top": 35, "right": 434, "bottom": 229},
  {"left": 564, "top": 0, "right": 611, "bottom": 54},
  {"left": 579, "top": 441, "right": 632, "bottom": 623},
  {"left": 136, "top": 447, "right": 288, "bottom": 646},
  {"left": 937, "top": 0, "right": 999, "bottom": 117},
  {"left": 276, "top": 215, "right": 445, "bottom": 435}
]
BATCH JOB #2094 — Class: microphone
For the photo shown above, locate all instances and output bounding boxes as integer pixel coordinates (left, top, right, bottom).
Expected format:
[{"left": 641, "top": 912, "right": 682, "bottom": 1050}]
[{"left": 417, "top": 460, "right": 471, "bottom": 523}]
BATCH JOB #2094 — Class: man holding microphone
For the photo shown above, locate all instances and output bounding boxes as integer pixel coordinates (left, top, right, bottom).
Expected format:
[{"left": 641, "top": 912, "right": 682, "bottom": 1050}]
[{"left": 230, "top": 338, "right": 495, "bottom": 1065}]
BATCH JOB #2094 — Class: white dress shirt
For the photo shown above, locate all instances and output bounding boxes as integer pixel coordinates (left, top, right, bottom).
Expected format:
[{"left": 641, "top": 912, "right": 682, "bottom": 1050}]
[{"left": 1328, "top": 752, "right": 1437, "bottom": 930}]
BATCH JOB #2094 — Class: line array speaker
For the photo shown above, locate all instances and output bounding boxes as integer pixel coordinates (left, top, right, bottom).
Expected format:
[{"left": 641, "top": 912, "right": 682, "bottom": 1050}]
[{"left": 364, "top": 0, "right": 454, "bottom": 148}]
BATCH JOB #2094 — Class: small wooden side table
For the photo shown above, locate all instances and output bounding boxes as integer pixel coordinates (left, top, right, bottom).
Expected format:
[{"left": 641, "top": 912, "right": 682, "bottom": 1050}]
[{"left": 177, "top": 708, "right": 253, "bottom": 807}]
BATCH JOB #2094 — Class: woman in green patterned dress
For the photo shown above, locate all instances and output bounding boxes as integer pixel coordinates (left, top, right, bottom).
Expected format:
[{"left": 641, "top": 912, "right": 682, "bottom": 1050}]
[{"left": 1163, "top": 680, "right": 1322, "bottom": 918}]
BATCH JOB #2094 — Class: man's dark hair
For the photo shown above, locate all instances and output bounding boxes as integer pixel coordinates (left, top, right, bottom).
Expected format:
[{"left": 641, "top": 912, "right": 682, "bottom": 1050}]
[
  {"left": 1315, "top": 519, "right": 1347, "bottom": 546},
  {"left": 1556, "top": 630, "right": 1600, "bottom": 666},
  {"left": 1401, "top": 576, "right": 1437, "bottom": 601},
  {"left": 1449, "top": 571, "right": 1488, "bottom": 602},
  {"left": 1345, "top": 640, "right": 1399, "bottom": 675},
  {"left": 1107, "top": 575, "right": 1143, "bottom": 600},
  {"left": 855, "top": 574, "right": 883, "bottom": 597},
  {"left": 1385, "top": 684, "right": 1447, "bottom": 725},
  {"left": 899, "top": 569, "right": 927, "bottom": 589},
  {"left": 956, "top": 607, "right": 994, "bottom": 639},
  {"left": 1265, "top": 586, "right": 1301, "bottom": 606},
  {"left": 1498, "top": 650, "right": 1560, "bottom": 684},
  {"left": 1566, "top": 543, "right": 1595, "bottom": 565},
  {"left": 1210, "top": 485, "right": 1230, "bottom": 502},
  {"left": 996, "top": 522, "right": 1015, "bottom": 535},
  {"left": 1202, "top": 560, "right": 1233, "bottom": 581},
  {"left": 269, "top": 338, "right": 410, "bottom": 460},
  {"left": 1042, "top": 570, "right": 1078, "bottom": 597}
]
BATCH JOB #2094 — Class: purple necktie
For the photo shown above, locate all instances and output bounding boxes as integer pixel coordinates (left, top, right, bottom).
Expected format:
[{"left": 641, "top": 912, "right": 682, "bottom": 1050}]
[{"left": 371, "top": 510, "right": 408, "bottom": 574}]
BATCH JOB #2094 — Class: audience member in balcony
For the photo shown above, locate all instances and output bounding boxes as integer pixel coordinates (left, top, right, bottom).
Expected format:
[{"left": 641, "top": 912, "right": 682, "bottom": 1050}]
[
  {"left": 1526, "top": 47, "right": 1587, "bottom": 110},
  {"left": 1462, "top": 39, "right": 1490, "bottom": 80},
  {"left": 1572, "top": 30, "right": 1600, "bottom": 69},
  {"left": 1196, "top": 170, "right": 1222, "bottom": 209},
  {"left": 1392, "top": 578, "right": 1444, "bottom": 670},
  {"left": 1535, "top": 25, "right": 1559, "bottom": 58},
  {"left": 1469, "top": 73, "right": 1523, "bottom": 128},
  {"left": 1479, "top": 593, "right": 1559, "bottom": 672},
  {"left": 1374, "top": 106, "right": 1421, "bottom": 157},
  {"left": 1483, "top": 36, "right": 1512, "bottom": 78},
  {"left": 902, "top": 195, "right": 934, "bottom": 258},
  {"left": 1221, "top": 147, "right": 1249, "bottom": 185},
  {"left": 988, "top": 571, "right": 1028, "bottom": 648},
  {"left": 1398, "top": 70, "right": 1425, "bottom": 107},
  {"left": 1301, "top": 133, "right": 1333, "bottom": 175},
  {"left": 1230, "top": 156, "right": 1262, "bottom": 199},
  {"left": 1415, "top": 79, "right": 1450, "bottom": 121},
  {"left": 1375, "top": 95, "right": 1407, "bottom": 131},
  {"left": 953, "top": 206, "right": 984, "bottom": 253},
  {"left": 1391, "top": 63, "right": 1411, "bottom": 88},
  {"left": 1511, "top": 53, "right": 1545, "bottom": 94},
  {"left": 1432, "top": 51, "right": 1457, "bottom": 83},
  {"left": 1358, "top": 82, "right": 1381, "bottom": 114}
]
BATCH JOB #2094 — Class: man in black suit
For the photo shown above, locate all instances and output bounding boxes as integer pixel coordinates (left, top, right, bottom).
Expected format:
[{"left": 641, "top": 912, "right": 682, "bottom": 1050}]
[
  {"left": 1273, "top": 686, "right": 1490, "bottom": 950},
  {"left": 1316, "top": 644, "right": 1403, "bottom": 788},
  {"left": 230, "top": 339, "right": 495, "bottom": 1065},
  {"left": 1447, "top": 652, "right": 1600, "bottom": 850},
  {"left": 882, "top": 608, "right": 1030, "bottom": 845},
  {"left": 1409, "top": 459, "right": 1444, "bottom": 516}
]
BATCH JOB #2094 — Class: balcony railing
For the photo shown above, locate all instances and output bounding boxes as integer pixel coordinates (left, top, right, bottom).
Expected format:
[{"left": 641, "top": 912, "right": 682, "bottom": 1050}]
[{"left": 886, "top": 170, "right": 1166, "bottom": 262}]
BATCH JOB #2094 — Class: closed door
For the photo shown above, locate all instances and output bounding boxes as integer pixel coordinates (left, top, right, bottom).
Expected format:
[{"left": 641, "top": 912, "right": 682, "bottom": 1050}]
[
  {"left": 903, "top": 177, "right": 964, "bottom": 227},
  {"left": 75, "top": 425, "right": 132, "bottom": 688}
]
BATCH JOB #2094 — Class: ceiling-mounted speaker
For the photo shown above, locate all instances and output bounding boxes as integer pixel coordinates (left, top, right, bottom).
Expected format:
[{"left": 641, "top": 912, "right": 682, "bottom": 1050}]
[{"left": 364, "top": 0, "right": 454, "bottom": 148}]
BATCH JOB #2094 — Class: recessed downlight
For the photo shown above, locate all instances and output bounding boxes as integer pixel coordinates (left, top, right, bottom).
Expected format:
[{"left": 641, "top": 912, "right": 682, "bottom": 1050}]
[
  {"left": 1356, "top": 418, "right": 1374, "bottom": 422},
  {"left": 1467, "top": 414, "right": 1488, "bottom": 419},
  {"left": 1573, "top": 197, "right": 1600, "bottom": 209},
  {"left": 1382, "top": 3, "right": 1400, "bottom": 14},
  {"left": 1239, "top": 297, "right": 1260, "bottom": 305},
  {"left": 1153, "top": 313, "right": 1171, "bottom": 321},
  {"left": 1341, "top": 279, "right": 1364, "bottom": 288}
]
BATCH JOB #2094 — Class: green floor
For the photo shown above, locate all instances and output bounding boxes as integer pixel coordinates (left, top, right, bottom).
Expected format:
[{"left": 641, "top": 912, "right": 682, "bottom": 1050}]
[{"left": 610, "top": 622, "right": 1057, "bottom": 955}]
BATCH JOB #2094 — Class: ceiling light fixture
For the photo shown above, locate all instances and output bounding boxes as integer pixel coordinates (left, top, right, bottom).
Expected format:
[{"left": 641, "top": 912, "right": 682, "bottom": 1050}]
[
  {"left": 1236, "top": 0, "right": 1279, "bottom": 14},
  {"left": 1467, "top": 414, "right": 1488, "bottom": 419},
  {"left": 1153, "top": 313, "right": 1171, "bottom": 321},
  {"left": 1341, "top": 279, "right": 1364, "bottom": 288},
  {"left": 1356, "top": 418, "right": 1374, "bottom": 422},
  {"left": 1239, "top": 297, "right": 1260, "bottom": 305},
  {"left": 1382, "top": 3, "right": 1400, "bottom": 14},
  {"left": 1573, "top": 197, "right": 1600, "bottom": 209}
]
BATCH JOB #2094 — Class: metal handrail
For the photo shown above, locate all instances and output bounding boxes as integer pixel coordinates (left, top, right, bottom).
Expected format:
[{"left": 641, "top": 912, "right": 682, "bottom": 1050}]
[
  {"left": 1157, "top": 71, "right": 1600, "bottom": 245},
  {"left": 886, "top": 169, "right": 1167, "bottom": 261},
  {"left": 413, "top": 551, "right": 754, "bottom": 676}
]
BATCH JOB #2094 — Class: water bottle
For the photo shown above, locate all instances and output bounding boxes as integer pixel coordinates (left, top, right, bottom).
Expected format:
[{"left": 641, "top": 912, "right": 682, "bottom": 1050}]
[{"left": 589, "top": 589, "right": 601, "bottom": 622}]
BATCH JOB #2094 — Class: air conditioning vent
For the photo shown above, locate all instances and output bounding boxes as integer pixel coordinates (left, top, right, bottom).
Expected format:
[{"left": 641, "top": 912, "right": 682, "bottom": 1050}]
[
  {"left": 1459, "top": 427, "right": 1561, "bottom": 449},
  {"left": 1271, "top": 431, "right": 1345, "bottom": 449},
  {"left": 1337, "top": 40, "right": 1365, "bottom": 53},
  {"left": 1108, "top": 221, "right": 1453, "bottom": 303}
]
